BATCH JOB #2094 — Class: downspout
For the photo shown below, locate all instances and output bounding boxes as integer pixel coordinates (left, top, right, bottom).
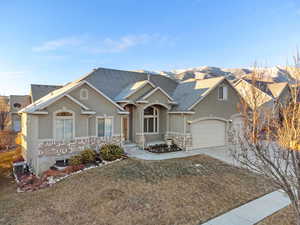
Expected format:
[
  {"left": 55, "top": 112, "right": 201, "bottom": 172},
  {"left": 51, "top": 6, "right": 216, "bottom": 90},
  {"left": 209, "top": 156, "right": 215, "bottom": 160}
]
[{"left": 183, "top": 113, "right": 186, "bottom": 151}]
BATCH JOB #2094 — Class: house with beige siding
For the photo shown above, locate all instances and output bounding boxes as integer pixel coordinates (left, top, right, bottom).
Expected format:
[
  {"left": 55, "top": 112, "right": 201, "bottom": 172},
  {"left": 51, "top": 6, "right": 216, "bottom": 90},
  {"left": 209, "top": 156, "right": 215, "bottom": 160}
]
[
  {"left": 19, "top": 68, "right": 242, "bottom": 174},
  {"left": 0, "top": 95, "right": 31, "bottom": 132}
]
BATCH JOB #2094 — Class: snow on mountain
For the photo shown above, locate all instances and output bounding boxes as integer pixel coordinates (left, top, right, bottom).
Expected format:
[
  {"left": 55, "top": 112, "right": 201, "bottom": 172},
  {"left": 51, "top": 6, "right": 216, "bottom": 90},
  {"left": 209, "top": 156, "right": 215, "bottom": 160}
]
[{"left": 137, "top": 66, "right": 299, "bottom": 83}]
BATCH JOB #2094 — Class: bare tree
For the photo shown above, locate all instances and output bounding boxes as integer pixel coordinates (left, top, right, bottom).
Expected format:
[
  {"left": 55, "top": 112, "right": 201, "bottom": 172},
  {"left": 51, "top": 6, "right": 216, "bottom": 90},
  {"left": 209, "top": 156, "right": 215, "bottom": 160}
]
[
  {"left": 230, "top": 61, "right": 300, "bottom": 224},
  {"left": 0, "top": 100, "right": 9, "bottom": 131}
]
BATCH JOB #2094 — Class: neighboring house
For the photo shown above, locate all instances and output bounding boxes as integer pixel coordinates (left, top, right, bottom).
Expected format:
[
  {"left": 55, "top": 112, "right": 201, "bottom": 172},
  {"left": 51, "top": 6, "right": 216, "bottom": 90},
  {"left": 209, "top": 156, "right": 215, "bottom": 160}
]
[
  {"left": 19, "top": 68, "right": 242, "bottom": 174},
  {"left": 0, "top": 95, "right": 31, "bottom": 132},
  {"left": 234, "top": 79, "right": 291, "bottom": 111}
]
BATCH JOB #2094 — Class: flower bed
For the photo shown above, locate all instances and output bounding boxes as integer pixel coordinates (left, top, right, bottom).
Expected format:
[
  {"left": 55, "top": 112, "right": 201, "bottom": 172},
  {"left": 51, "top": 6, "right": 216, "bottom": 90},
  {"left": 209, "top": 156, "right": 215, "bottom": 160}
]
[
  {"left": 144, "top": 144, "right": 182, "bottom": 153},
  {"left": 16, "top": 157, "right": 127, "bottom": 192},
  {"left": 15, "top": 145, "right": 127, "bottom": 192}
]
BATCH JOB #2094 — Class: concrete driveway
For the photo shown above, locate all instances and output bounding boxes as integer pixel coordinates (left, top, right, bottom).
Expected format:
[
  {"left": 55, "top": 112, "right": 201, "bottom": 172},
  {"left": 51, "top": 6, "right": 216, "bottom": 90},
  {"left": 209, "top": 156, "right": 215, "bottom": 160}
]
[{"left": 125, "top": 145, "right": 239, "bottom": 166}]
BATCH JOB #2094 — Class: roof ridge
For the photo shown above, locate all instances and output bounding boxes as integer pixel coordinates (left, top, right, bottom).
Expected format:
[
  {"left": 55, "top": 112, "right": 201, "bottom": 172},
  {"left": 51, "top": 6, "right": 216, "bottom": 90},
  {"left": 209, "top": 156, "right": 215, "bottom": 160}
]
[{"left": 31, "top": 84, "right": 62, "bottom": 87}]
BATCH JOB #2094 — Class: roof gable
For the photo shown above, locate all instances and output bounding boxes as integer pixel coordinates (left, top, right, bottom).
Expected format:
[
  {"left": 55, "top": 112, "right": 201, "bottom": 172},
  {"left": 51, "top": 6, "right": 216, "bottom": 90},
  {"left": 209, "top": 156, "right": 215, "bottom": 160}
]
[
  {"left": 20, "top": 80, "right": 125, "bottom": 113},
  {"left": 234, "top": 79, "right": 273, "bottom": 109},
  {"left": 142, "top": 87, "right": 174, "bottom": 101},
  {"left": 267, "top": 82, "right": 288, "bottom": 98},
  {"left": 171, "top": 77, "right": 225, "bottom": 111},
  {"left": 114, "top": 80, "right": 155, "bottom": 101}
]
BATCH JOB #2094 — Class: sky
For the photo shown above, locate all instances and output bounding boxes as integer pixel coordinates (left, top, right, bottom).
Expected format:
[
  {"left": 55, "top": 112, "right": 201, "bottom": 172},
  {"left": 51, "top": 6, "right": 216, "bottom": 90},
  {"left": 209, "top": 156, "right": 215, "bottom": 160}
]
[{"left": 0, "top": 0, "right": 300, "bottom": 95}]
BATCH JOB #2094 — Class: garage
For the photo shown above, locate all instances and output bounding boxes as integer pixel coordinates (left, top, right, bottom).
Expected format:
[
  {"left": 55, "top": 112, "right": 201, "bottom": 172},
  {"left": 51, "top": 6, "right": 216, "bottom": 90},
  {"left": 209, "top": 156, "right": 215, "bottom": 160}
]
[{"left": 190, "top": 119, "right": 227, "bottom": 149}]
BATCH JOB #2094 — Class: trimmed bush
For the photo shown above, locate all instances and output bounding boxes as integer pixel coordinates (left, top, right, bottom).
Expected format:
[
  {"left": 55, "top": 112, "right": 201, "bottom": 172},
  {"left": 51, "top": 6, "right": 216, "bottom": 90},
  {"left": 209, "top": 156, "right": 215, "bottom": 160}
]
[
  {"left": 69, "top": 155, "right": 82, "bottom": 166},
  {"left": 100, "top": 144, "right": 124, "bottom": 161},
  {"left": 80, "top": 149, "right": 97, "bottom": 164}
]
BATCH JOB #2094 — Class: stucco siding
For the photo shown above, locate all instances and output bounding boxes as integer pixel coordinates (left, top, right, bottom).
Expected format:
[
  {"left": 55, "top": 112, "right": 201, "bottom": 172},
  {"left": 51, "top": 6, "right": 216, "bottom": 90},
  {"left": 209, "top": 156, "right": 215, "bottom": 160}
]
[
  {"left": 169, "top": 114, "right": 185, "bottom": 133},
  {"left": 278, "top": 86, "right": 291, "bottom": 105},
  {"left": 38, "top": 97, "right": 87, "bottom": 139},
  {"left": 191, "top": 80, "right": 240, "bottom": 120},
  {"left": 145, "top": 90, "right": 170, "bottom": 106}
]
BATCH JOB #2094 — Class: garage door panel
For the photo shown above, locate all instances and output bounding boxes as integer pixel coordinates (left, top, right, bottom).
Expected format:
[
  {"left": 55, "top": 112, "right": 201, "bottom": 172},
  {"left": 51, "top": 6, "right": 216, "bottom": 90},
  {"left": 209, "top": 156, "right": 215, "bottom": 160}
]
[{"left": 191, "top": 120, "right": 226, "bottom": 149}]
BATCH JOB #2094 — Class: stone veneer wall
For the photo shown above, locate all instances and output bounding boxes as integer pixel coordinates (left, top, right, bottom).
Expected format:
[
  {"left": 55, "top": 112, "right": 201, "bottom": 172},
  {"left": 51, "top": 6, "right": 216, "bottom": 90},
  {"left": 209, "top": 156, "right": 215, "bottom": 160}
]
[
  {"left": 38, "top": 136, "right": 122, "bottom": 157},
  {"left": 135, "top": 134, "right": 145, "bottom": 148},
  {"left": 165, "top": 133, "right": 192, "bottom": 150}
]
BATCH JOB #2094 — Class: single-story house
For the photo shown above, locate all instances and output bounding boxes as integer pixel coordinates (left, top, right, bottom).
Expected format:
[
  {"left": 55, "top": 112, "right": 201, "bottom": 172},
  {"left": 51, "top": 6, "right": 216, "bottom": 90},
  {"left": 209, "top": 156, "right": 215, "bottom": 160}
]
[{"left": 19, "top": 68, "right": 242, "bottom": 174}]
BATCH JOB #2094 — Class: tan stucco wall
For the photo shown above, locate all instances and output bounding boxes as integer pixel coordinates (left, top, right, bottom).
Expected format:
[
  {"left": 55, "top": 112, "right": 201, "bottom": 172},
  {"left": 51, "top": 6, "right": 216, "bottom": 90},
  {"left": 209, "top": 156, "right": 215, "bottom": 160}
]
[
  {"left": 37, "top": 84, "right": 123, "bottom": 139},
  {"left": 169, "top": 114, "right": 185, "bottom": 133},
  {"left": 38, "top": 97, "right": 89, "bottom": 139},
  {"left": 190, "top": 80, "right": 240, "bottom": 120},
  {"left": 278, "top": 86, "right": 291, "bottom": 105},
  {"left": 144, "top": 89, "right": 171, "bottom": 106},
  {"left": 9, "top": 95, "right": 31, "bottom": 113},
  {"left": 21, "top": 113, "right": 40, "bottom": 173}
]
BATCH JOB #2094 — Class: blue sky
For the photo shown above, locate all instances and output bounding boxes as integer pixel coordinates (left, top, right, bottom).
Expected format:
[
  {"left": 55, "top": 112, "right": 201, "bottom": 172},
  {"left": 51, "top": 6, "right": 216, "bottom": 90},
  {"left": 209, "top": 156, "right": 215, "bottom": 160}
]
[{"left": 0, "top": 0, "right": 300, "bottom": 95}]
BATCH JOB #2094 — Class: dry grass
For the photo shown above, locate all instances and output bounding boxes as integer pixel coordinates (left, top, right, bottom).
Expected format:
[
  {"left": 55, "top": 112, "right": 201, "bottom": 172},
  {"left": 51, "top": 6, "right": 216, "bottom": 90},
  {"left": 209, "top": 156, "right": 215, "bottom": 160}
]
[
  {"left": 257, "top": 205, "right": 296, "bottom": 225},
  {"left": 0, "top": 155, "right": 275, "bottom": 225}
]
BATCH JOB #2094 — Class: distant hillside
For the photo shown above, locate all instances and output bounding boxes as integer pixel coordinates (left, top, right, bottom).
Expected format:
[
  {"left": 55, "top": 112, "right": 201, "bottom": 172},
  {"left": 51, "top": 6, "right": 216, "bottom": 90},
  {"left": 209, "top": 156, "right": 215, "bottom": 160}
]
[{"left": 137, "top": 66, "right": 300, "bottom": 83}]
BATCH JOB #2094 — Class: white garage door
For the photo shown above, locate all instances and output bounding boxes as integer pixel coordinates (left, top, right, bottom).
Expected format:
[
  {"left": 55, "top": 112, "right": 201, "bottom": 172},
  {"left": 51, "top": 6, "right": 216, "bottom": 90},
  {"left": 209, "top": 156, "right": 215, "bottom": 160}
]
[{"left": 191, "top": 119, "right": 226, "bottom": 149}]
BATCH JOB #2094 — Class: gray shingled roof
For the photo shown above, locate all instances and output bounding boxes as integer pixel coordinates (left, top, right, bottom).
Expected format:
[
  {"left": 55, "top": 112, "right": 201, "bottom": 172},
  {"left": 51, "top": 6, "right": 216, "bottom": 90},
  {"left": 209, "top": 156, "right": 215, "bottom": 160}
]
[
  {"left": 80, "top": 68, "right": 178, "bottom": 100},
  {"left": 27, "top": 68, "right": 229, "bottom": 113},
  {"left": 267, "top": 82, "right": 288, "bottom": 98},
  {"left": 114, "top": 80, "right": 150, "bottom": 101},
  {"left": 31, "top": 84, "right": 62, "bottom": 102},
  {"left": 171, "top": 77, "right": 224, "bottom": 111}
]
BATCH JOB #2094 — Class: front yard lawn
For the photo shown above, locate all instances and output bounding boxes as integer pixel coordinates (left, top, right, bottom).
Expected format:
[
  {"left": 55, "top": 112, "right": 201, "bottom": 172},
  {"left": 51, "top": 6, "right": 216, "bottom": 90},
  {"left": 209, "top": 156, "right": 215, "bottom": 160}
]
[
  {"left": 0, "top": 155, "right": 275, "bottom": 225},
  {"left": 257, "top": 205, "right": 295, "bottom": 225}
]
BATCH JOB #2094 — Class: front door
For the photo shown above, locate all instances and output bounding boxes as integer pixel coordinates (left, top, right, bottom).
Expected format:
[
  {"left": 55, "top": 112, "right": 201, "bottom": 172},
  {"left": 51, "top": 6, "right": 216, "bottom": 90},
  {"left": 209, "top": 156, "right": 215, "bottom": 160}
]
[{"left": 123, "top": 117, "right": 129, "bottom": 141}]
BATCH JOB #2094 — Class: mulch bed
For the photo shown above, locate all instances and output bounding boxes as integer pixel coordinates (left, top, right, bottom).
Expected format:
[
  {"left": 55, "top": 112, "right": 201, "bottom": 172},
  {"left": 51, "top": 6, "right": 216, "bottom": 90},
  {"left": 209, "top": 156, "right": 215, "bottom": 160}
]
[{"left": 145, "top": 144, "right": 182, "bottom": 153}]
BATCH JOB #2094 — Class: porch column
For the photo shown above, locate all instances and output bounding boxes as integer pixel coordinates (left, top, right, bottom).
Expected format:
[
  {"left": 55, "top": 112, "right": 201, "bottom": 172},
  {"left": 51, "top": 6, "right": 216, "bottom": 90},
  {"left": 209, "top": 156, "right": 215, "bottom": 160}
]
[{"left": 140, "top": 107, "right": 145, "bottom": 149}]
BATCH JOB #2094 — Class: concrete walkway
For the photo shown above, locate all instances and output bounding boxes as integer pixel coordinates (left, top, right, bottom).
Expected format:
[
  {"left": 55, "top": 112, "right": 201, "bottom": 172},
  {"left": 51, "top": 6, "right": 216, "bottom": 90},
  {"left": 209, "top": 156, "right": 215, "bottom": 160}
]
[
  {"left": 125, "top": 146, "right": 238, "bottom": 166},
  {"left": 201, "top": 190, "right": 290, "bottom": 225}
]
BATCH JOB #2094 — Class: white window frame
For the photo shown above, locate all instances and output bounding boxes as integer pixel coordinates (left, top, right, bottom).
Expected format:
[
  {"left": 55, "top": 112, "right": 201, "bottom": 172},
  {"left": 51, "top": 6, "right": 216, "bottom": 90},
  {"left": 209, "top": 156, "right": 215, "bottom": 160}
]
[
  {"left": 80, "top": 88, "right": 89, "bottom": 100},
  {"left": 96, "top": 116, "right": 114, "bottom": 137},
  {"left": 218, "top": 85, "right": 228, "bottom": 101},
  {"left": 53, "top": 109, "right": 75, "bottom": 141},
  {"left": 143, "top": 106, "right": 159, "bottom": 134}
]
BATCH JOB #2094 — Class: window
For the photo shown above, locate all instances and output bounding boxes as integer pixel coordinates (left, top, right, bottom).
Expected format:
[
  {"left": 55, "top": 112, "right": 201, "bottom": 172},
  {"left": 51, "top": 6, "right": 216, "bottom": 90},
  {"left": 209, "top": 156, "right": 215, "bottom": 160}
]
[
  {"left": 13, "top": 103, "right": 21, "bottom": 108},
  {"left": 13, "top": 117, "right": 21, "bottom": 132},
  {"left": 144, "top": 106, "right": 158, "bottom": 133},
  {"left": 80, "top": 88, "right": 89, "bottom": 100},
  {"left": 97, "top": 117, "right": 113, "bottom": 137},
  {"left": 218, "top": 86, "right": 228, "bottom": 100},
  {"left": 55, "top": 111, "right": 74, "bottom": 141}
]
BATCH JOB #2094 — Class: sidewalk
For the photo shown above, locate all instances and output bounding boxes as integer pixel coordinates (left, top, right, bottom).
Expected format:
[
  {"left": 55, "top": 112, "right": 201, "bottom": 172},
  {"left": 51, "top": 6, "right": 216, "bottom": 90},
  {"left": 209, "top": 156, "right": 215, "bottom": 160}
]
[
  {"left": 125, "top": 146, "right": 237, "bottom": 166},
  {"left": 201, "top": 190, "right": 291, "bottom": 225}
]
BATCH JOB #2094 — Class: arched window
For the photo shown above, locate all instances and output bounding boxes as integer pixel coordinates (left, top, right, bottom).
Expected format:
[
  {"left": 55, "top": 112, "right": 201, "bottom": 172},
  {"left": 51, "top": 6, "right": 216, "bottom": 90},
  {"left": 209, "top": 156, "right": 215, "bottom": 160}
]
[
  {"left": 80, "top": 88, "right": 89, "bottom": 100},
  {"left": 144, "top": 106, "right": 158, "bottom": 133},
  {"left": 54, "top": 110, "right": 74, "bottom": 141}
]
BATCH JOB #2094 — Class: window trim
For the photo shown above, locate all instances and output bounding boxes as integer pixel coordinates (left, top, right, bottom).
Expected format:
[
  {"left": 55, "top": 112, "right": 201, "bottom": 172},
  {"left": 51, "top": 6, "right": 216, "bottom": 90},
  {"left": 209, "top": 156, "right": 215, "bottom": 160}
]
[
  {"left": 80, "top": 88, "right": 89, "bottom": 100},
  {"left": 218, "top": 85, "right": 228, "bottom": 101},
  {"left": 143, "top": 106, "right": 159, "bottom": 134},
  {"left": 95, "top": 116, "right": 114, "bottom": 137},
  {"left": 53, "top": 109, "right": 75, "bottom": 141}
]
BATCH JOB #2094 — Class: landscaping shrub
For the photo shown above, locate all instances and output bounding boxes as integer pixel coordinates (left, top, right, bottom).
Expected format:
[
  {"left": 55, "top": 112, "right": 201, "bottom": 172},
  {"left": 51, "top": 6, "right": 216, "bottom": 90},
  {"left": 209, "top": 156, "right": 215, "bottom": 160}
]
[
  {"left": 79, "top": 149, "right": 97, "bottom": 164},
  {"left": 100, "top": 144, "right": 124, "bottom": 161},
  {"left": 69, "top": 155, "right": 82, "bottom": 166}
]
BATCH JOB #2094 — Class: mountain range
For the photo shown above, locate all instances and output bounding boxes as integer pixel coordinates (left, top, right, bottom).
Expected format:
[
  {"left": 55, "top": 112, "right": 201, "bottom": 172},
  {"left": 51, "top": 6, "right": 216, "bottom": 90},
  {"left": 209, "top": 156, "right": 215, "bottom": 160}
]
[{"left": 137, "top": 65, "right": 300, "bottom": 83}]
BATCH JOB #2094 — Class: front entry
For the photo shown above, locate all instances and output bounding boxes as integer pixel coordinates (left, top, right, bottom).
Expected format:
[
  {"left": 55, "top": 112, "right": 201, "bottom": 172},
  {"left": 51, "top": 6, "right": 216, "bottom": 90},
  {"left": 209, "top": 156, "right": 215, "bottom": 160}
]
[
  {"left": 123, "top": 117, "right": 129, "bottom": 141},
  {"left": 123, "top": 104, "right": 135, "bottom": 143}
]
